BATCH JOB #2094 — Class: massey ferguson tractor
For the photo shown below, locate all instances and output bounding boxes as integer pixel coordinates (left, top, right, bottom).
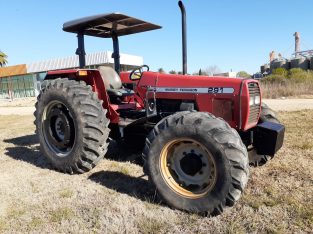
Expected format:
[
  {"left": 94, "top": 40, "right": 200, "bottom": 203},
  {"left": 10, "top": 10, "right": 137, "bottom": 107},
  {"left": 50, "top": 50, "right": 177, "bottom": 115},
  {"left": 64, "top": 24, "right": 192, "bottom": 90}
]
[{"left": 35, "top": 1, "right": 285, "bottom": 215}]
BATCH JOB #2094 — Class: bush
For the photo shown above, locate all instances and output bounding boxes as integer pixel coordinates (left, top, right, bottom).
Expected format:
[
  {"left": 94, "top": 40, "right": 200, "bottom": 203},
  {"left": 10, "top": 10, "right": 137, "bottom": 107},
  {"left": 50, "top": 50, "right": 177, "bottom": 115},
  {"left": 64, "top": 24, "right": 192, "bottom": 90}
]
[
  {"left": 263, "top": 75, "right": 286, "bottom": 84},
  {"left": 237, "top": 71, "right": 251, "bottom": 78},
  {"left": 272, "top": 68, "right": 288, "bottom": 77},
  {"left": 288, "top": 68, "right": 313, "bottom": 83},
  {"left": 261, "top": 68, "right": 313, "bottom": 98}
]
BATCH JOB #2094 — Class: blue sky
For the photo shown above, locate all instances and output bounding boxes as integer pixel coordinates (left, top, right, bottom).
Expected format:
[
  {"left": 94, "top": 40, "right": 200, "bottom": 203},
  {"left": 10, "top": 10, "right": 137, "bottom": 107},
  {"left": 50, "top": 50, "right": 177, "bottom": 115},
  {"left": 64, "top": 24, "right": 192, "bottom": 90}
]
[{"left": 1, "top": 0, "right": 313, "bottom": 74}]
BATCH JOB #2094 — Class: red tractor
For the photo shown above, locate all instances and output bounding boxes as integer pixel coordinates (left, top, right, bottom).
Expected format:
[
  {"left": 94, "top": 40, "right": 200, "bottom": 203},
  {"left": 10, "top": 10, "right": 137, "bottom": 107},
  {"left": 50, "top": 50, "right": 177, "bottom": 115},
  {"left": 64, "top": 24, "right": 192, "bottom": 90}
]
[{"left": 35, "top": 1, "right": 285, "bottom": 215}]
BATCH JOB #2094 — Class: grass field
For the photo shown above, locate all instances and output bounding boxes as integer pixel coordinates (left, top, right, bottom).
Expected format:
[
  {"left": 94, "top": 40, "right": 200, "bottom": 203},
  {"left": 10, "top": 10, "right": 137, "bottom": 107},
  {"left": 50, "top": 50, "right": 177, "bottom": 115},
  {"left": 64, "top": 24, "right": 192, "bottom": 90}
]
[
  {"left": 260, "top": 81, "right": 313, "bottom": 99},
  {"left": 0, "top": 111, "right": 312, "bottom": 233}
]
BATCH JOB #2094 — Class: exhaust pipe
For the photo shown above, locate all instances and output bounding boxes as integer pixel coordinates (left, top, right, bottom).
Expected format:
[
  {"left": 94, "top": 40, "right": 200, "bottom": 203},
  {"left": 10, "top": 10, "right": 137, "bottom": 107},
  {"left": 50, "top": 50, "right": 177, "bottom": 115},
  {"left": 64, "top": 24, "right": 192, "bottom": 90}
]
[{"left": 178, "top": 1, "right": 187, "bottom": 75}]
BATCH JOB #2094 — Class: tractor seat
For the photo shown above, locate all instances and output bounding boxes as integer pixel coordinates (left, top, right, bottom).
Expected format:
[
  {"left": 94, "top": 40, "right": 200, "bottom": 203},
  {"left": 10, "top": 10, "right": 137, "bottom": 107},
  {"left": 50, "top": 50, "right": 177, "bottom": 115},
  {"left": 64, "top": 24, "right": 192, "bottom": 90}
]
[{"left": 98, "top": 66, "right": 134, "bottom": 97}]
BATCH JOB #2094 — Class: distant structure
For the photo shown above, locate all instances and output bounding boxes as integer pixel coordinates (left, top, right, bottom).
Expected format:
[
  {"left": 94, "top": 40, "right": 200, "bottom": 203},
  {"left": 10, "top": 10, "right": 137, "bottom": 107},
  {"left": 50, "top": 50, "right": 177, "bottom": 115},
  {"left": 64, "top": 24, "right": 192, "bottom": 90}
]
[
  {"left": 260, "top": 32, "right": 313, "bottom": 75},
  {"left": 269, "top": 51, "right": 276, "bottom": 63},
  {"left": 294, "top": 32, "right": 301, "bottom": 55}
]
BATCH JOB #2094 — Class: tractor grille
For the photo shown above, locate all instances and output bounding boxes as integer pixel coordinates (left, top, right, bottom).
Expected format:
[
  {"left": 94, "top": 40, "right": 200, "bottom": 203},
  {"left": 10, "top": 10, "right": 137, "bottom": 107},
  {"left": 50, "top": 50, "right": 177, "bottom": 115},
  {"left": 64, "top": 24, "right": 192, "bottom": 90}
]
[{"left": 248, "top": 82, "right": 261, "bottom": 124}]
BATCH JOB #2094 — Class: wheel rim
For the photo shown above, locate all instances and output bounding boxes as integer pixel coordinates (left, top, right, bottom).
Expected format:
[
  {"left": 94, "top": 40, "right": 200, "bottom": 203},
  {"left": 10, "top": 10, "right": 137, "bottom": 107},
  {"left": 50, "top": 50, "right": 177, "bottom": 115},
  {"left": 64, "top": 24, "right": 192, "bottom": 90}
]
[
  {"left": 160, "top": 138, "right": 217, "bottom": 199},
  {"left": 42, "top": 100, "right": 76, "bottom": 157}
]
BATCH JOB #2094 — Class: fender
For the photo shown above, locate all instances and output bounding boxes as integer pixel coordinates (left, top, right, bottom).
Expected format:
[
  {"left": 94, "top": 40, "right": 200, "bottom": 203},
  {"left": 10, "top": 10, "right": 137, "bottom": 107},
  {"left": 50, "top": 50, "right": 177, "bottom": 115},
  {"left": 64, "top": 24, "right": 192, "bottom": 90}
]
[{"left": 45, "top": 69, "right": 119, "bottom": 123}]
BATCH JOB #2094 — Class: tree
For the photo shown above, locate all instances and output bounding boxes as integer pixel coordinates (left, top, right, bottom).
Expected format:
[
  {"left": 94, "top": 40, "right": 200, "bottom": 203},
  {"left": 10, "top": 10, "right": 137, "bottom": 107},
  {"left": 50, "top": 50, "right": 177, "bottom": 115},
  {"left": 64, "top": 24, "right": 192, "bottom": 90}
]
[
  {"left": 0, "top": 51, "right": 8, "bottom": 67},
  {"left": 237, "top": 71, "right": 251, "bottom": 78},
  {"left": 203, "top": 65, "right": 221, "bottom": 76},
  {"left": 169, "top": 70, "right": 177, "bottom": 74},
  {"left": 158, "top": 68, "right": 165, "bottom": 74}
]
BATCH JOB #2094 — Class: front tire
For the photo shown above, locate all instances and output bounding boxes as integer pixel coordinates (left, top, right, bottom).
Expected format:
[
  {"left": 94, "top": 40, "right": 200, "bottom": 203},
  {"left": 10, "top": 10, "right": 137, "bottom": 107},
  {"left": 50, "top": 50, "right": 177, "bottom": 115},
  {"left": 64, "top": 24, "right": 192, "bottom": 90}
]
[
  {"left": 35, "top": 78, "right": 110, "bottom": 174},
  {"left": 143, "top": 112, "right": 249, "bottom": 215}
]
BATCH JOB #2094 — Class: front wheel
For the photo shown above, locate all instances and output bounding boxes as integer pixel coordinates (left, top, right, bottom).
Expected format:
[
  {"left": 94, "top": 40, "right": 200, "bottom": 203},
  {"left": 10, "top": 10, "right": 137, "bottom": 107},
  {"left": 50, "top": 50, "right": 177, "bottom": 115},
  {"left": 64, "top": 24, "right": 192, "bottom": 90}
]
[
  {"left": 143, "top": 112, "right": 249, "bottom": 215},
  {"left": 35, "top": 78, "right": 110, "bottom": 174}
]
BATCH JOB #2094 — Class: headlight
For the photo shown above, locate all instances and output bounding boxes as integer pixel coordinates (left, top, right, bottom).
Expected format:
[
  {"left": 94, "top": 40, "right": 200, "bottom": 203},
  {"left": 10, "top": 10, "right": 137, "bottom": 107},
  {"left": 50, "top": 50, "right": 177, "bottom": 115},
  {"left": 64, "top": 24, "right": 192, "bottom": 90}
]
[
  {"left": 249, "top": 98, "right": 254, "bottom": 106},
  {"left": 249, "top": 96, "right": 261, "bottom": 106}
]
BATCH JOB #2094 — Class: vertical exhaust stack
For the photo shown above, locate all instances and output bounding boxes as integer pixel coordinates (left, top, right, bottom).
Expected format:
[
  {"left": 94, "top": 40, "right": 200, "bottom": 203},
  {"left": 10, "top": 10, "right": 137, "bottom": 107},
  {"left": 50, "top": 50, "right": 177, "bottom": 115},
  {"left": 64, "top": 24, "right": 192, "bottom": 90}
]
[{"left": 178, "top": 1, "right": 187, "bottom": 75}]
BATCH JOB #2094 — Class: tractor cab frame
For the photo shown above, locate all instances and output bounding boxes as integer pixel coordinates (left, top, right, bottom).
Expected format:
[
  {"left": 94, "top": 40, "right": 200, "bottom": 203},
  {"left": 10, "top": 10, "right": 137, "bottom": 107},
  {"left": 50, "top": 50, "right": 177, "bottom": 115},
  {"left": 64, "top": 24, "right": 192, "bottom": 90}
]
[{"left": 63, "top": 13, "right": 162, "bottom": 74}]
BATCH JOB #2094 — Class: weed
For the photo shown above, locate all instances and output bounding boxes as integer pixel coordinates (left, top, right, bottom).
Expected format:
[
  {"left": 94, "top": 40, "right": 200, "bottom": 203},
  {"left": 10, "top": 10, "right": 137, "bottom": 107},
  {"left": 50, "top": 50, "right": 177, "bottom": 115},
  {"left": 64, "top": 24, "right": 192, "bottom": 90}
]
[
  {"left": 28, "top": 217, "right": 43, "bottom": 229},
  {"left": 136, "top": 216, "right": 169, "bottom": 234},
  {"left": 0, "top": 219, "right": 6, "bottom": 232},
  {"left": 59, "top": 189, "right": 74, "bottom": 198},
  {"left": 49, "top": 208, "right": 74, "bottom": 223}
]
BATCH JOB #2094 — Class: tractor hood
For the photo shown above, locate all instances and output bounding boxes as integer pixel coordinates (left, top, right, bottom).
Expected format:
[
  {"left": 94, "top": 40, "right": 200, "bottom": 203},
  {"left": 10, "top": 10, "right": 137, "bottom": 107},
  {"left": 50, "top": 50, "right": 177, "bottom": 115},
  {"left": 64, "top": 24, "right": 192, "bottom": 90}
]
[
  {"left": 139, "top": 72, "right": 254, "bottom": 96},
  {"left": 137, "top": 72, "right": 261, "bottom": 131}
]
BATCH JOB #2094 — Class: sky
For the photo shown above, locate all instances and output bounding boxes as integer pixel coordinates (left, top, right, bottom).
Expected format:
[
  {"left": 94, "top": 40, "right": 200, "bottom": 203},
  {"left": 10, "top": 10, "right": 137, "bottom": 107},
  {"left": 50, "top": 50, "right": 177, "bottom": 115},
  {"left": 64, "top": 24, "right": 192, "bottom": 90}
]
[{"left": 1, "top": 0, "right": 313, "bottom": 74}]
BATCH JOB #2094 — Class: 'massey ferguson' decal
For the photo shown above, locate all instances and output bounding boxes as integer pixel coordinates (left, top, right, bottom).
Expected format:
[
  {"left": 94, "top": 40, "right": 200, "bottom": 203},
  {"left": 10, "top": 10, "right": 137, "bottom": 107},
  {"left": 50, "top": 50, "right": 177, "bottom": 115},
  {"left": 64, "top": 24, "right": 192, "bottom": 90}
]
[{"left": 149, "top": 87, "right": 234, "bottom": 94}]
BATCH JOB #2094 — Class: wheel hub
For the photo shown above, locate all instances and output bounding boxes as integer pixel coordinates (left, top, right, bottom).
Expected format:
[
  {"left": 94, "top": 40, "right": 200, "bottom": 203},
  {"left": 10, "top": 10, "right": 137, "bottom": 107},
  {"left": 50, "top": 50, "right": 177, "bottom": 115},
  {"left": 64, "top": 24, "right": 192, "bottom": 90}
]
[
  {"left": 180, "top": 152, "right": 203, "bottom": 176},
  {"left": 160, "top": 139, "right": 217, "bottom": 199},
  {"left": 42, "top": 101, "right": 75, "bottom": 157},
  {"left": 55, "top": 117, "right": 65, "bottom": 140}
]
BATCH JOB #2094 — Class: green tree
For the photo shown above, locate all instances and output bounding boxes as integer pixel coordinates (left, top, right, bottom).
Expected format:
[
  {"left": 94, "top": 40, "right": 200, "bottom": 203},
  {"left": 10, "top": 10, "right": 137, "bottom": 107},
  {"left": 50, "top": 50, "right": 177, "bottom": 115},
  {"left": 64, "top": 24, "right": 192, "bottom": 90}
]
[
  {"left": 169, "top": 70, "right": 177, "bottom": 74},
  {"left": 158, "top": 68, "right": 165, "bottom": 74},
  {"left": 272, "top": 68, "right": 288, "bottom": 77},
  {"left": 237, "top": 71, "right": 251, "bottom": 78},
  {"left": 0, "top": 51, "right": 8, "bottom": 67}
]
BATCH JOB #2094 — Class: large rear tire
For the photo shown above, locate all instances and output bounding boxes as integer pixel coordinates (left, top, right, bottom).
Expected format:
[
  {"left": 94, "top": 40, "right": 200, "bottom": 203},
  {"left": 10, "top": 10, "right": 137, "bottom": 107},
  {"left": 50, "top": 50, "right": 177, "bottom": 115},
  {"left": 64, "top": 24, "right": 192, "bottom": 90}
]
[
  {"left": 249, "top": 102, "right": 280, "bottom": 167},
  {"left": 35, "top": 78, "right": 110, "bottom": 174},
  {"left": 143, "top": 112, "right": 249, "bottom": 215}
]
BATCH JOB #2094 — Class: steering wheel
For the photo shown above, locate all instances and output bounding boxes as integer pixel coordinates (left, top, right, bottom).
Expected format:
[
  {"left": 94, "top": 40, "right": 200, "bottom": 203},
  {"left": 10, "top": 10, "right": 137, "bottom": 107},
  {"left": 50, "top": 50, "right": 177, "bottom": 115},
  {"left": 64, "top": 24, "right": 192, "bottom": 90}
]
[{"left": 129, "top": 65, "right": 150, "bottom": 81}]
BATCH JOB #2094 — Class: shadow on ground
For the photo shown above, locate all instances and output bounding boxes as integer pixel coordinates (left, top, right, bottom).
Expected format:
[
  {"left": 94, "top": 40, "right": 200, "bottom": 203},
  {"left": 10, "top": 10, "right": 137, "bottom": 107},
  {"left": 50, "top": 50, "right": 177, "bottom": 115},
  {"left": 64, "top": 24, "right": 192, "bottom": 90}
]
[
  {"left": 89, "top": 171, "right": 163, "bottom": 205},
  {"left": 105, "top": 140, "right": 145, "bottom": 165},
  {"left": 3, "top": 134, "right": 144, "bottom": 172},
  {"left": 3, "top": 134, "right": 52, "bottom": 170}
]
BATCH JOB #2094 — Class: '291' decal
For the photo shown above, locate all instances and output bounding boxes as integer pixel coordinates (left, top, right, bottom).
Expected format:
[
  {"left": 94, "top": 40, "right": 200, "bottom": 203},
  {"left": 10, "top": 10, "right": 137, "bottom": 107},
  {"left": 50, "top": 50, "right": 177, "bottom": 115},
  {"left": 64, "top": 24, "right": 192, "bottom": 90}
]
[{"left": 149, "top": 87, "right": 235, "bottom": 94}]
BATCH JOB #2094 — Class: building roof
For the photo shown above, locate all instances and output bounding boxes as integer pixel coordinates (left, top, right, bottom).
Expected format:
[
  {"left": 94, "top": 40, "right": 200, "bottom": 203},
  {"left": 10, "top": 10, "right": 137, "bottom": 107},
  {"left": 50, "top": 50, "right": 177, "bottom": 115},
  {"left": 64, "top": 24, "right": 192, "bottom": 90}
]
[
  {"left": 0, "top": 64, "right": 27, "bottom": 78},
  {"left": 26, "top": 51, "right": 143, "bottom": 74}
]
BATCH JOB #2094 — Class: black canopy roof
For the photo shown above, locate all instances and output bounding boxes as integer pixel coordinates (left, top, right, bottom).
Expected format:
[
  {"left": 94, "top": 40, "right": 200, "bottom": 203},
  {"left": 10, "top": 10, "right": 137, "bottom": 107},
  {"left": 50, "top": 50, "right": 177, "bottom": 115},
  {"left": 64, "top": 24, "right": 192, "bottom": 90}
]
[{"left": 63, "top": 13, "right": 162, "bottom": 38}]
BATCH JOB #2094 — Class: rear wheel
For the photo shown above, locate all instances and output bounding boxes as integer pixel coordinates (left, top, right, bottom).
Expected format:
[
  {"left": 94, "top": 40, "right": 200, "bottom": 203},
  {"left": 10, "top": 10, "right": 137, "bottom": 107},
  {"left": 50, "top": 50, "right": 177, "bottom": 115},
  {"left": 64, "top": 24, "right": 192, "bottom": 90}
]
[
  {"left": 35, "top": 78, "right": 110, "bottom": 174},
  {"left": 143, "top": 112, "right": 249, "bottom": 215},
  {"left": 249, "top": 102, "right": 280, "bottom": 167}
]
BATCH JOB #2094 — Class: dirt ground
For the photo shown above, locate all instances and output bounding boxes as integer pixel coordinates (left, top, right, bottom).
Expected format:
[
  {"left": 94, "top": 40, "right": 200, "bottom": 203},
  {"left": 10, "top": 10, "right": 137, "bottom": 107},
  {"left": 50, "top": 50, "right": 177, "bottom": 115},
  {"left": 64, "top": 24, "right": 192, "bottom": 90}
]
[{"left": 0, "top": 103, "right": 312, "bottom": 233}]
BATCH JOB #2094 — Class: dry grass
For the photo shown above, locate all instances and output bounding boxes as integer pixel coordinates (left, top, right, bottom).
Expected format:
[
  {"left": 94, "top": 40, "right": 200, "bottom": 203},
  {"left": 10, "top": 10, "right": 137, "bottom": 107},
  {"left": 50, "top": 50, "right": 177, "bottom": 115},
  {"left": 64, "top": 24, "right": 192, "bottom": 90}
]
[
  {"left": 0, "top": 111, "right": 312, "bottom": 233},
  {"left": 260, "top": 80, "right": 313, "bottom": 99}
]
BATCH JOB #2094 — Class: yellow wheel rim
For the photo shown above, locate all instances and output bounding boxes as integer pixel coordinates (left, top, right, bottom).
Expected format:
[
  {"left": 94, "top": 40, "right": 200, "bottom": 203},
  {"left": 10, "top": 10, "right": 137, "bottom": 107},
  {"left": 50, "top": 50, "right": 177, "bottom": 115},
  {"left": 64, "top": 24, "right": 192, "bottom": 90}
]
[{"left": 160, "top": 138, "right": 217, "bottom": 199}]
